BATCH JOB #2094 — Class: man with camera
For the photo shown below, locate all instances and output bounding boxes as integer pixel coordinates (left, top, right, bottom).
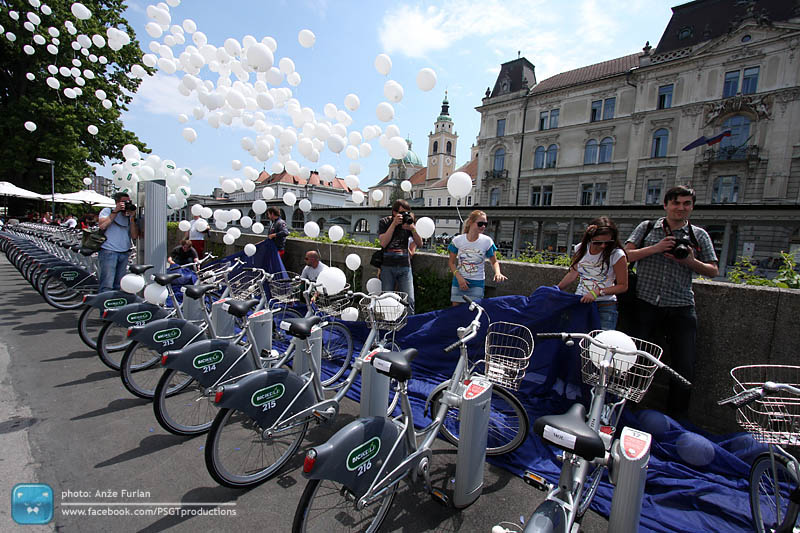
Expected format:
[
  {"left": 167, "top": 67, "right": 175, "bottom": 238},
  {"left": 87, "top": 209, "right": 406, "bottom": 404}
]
[
  {"left": 378, "top": 199, "right": 423, "bottom": 313},
  {"left": 97, "top": 192, "right": 140, "bottom": 292},
  {"left": 624, "top": 185, "right": 718, "bottom": 420}
]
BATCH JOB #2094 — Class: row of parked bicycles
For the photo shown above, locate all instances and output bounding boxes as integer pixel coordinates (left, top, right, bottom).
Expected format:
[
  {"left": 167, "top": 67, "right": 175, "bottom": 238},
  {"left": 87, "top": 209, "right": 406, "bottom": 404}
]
[{"left": 2, "top": 221, "right": 799, "bottom": 533}]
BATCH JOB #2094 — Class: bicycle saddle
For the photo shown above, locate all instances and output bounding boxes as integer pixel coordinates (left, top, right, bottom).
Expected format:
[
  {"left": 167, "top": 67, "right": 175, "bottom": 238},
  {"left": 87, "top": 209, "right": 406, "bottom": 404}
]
[
  {"left": 533, "top": 403, "right": 606, "bottom": 461},
  {"left": 184, "top": 284, "right": 215, "bottom": 300},
  {"left": 69, "top": 244, "right": 81, "bottom": 252},
  {"left": 79, "top": 247, "right": 95, "bottom": 256},
  {"left": 153, "top": 272, "right": 182, "bottom": 286},
  {"left": 371, "top": 348, "right": 418, "bottom": 382},
  {"left": 129, "top": 264, "right": 154, "bottom": 275},
  {"left": 225, "top": 299, "right": 260, "bottom": 318},
  {"left": 279, "top": 316, "right": 322, "bottom": 339}
]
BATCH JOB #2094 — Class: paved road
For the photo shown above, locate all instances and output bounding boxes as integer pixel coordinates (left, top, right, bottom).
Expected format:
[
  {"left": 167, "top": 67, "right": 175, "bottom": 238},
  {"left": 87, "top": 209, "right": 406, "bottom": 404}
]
[{"left": 0, "top": 256, "right": 608, "bottom": 532}]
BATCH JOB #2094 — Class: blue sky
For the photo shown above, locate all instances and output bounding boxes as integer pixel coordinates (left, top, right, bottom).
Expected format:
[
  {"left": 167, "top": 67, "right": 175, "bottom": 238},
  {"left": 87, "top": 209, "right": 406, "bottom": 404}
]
[{"left": 107, "top": 0, "right": 678, "bottom": 195}]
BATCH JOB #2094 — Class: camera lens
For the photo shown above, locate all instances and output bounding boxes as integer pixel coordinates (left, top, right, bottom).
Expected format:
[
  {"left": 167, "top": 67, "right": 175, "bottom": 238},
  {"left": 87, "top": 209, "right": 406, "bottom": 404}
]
[{"left": 672, "top": 244, "right": 689, "bottom": 259}]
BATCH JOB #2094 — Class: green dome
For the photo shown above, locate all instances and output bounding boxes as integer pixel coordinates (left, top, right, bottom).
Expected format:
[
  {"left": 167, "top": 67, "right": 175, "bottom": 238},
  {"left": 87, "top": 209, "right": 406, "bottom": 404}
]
[{"left": 390, "top": 148, "right": 423, "bottom": 167}]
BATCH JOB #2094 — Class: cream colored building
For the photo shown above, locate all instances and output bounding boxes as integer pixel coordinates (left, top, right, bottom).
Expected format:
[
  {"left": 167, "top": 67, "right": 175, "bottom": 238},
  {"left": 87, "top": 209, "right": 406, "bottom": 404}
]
[{"left": 475, "top": 0, "right": 800, "bottom": 268}]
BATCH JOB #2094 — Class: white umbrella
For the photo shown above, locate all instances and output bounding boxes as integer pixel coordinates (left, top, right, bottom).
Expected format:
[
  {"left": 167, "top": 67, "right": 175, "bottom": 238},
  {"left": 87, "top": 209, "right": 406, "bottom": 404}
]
[
  {"left": 0, "top": 181, "right": 45, "bottom": 200},
  {"left": 53, "top": 190, "right": 115, "bottom": 207}
]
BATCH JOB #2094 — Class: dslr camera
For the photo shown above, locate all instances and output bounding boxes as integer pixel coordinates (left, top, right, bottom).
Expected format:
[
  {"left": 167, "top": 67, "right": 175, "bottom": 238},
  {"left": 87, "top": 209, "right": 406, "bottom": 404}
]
[
  {"left": 124, "top": 201, "right": 136, "bottom": 213},
  {"left": 670, "top": 237, "right": 694, "bottom": 259},
  {"left": 402, "top": 212, "right": 414, "bottom": 225}
]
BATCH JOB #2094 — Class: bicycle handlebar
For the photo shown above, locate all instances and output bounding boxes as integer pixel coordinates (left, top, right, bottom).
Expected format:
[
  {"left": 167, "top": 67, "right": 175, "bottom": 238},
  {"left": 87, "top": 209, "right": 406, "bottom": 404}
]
[
  {"left": 444, "top": 300, "right": 484, "bottom": 353},
  {"left": 349, "top": 290, "right": 408, "bottom": 306},
  {"left": 718, "top": 381, "right": 800, "bottom": 409},
  {"left": 537, "top": 332, "right": 692, "bottom": 387}
]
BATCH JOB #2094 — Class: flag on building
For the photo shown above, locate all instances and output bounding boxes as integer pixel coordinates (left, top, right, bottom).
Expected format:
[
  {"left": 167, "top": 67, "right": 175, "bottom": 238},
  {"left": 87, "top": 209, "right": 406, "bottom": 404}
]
[{"left": 682, "top": 130, "right": 732, "bottom": 151}]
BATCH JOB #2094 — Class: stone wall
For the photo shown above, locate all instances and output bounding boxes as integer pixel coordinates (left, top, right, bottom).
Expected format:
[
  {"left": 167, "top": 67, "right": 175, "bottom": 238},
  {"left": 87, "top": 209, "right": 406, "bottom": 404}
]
[{"left": 210, "top": 231, "right": 800, "bottom": 434}]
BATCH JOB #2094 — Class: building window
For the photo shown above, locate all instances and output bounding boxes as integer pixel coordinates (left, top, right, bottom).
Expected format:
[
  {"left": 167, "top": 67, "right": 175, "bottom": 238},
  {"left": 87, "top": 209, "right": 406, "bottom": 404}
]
[
  {"left": 446, "top": 141, "right": 452, "bottom": 154},
  {"left": 652, "top": 128, "right": 669, "bottom": 158},
  {"left": 437, "top": 197, "right": 441, "bottom": 206},
  {"left": 433, "top": 141, "right": 438, "bottom": 153},
  {"left": 489, "top": 187, "right": 500, "bottom": 206},
  {"left": 542, "top": 185, "right": 552, "bottom": 205},
  {"left": 646, "top": 179, "right": 663, "bottom": 205},
  {"left": 493, "top": 148, "right": 505, "bottom": 171},
  {"left": 712, "top": 176, "right": 739, "bottom": 203},
  {"left": 720, "top": 115, "right": 751, "bottom": 159},
  {"left": 467, "top": 195, "right": 472, "bottom": 205},
  {"left": 590, "top": 100, "right": 602, "bottom": 122},
  {"left": 354, "top": 218, "right": 370, "bottom": 232},
  {"left": 742, "top": 67, "right": 759, "bottom": 95},
  {"left": 530, "top": 186, "right": 541, "bottom": 206},
  {"left": 539, "top": 111, "right": 549, "bottom": 130},
  {"left": 545, "top": 144, "right": 558, "bottom": 168},
  {"left": 598, "top": 137, "right": 613, "bottom": 163},
  {"left": 584, "top": 139, "right": 598, "bottom": 165},
  {"left": 678, "top": 26, "right": 693, "bottom": 40},
  {"left": 447, "top": 197, "right": 451, "bottom": 206},
  {"left": 549, "top": 109, "right": 559, "bottom": 129},
  {"left": 496, "top": 118, "right": 505, "bottom": 137},
  {"left": 723, "top": 71, "right": 739, "bottom": 98},
  {"left": 658, "top": 84, "right": 673, "bottom": 109},
  {"left": 581, "top": 183, "right": 607, "bottom": 206},
  {"left": 603, "top": 98, "right": 615, "bottom": 120},
  {"left": 428, "top": 198, "right": 432, "bottom": 206},
  {"left": 534, "top": 146, "right": 545, "bottom": 169}
]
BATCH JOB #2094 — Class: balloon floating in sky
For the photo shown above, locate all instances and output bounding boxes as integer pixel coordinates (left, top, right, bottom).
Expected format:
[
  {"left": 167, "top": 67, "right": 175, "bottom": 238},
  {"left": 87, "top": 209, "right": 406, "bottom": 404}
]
[
  {"left": 24, "top": 121, "right": 37, "bottom": 132},
  {"left": 298, "top": 29, "right": 315, "bottom": 48}
]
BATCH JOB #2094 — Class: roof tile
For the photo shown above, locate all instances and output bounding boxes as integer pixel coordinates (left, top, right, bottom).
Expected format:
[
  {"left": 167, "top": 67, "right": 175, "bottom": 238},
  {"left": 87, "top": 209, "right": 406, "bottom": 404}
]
[{"left": 530, "top": 53, "right": 641, "bottom": 95}]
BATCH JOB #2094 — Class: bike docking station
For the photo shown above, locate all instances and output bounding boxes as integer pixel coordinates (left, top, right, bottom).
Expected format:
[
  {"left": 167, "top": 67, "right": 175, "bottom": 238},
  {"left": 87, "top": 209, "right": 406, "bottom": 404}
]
[
  {"left": 136, "top": 179, "right": 168, "bottom": 276},
  {"left": 360, "top": 345, "right": 392, "bottom": 418},
  {"left": 451, "top": 376, "right": 494, "bottom": 508},
  {"left": 608, "top": 426, "right": 652, "bottom": 533},
  {"left": 210, "top": 298, "right": 237, "bottom": 338}
]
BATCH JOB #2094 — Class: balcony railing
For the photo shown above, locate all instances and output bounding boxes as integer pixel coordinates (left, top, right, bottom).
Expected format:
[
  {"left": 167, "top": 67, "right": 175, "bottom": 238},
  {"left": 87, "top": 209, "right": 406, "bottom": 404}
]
[
  {"left": 705, "top": 145, "right": 759, "bottom": 162},
  {"left": 485, "top": 169, "right": 509, "bottom": 179}
]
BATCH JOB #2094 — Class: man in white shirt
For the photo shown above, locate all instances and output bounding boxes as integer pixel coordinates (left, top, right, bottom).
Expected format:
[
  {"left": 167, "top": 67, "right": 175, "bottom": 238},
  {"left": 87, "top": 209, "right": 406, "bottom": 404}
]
[
  {"left": 62, "top": 215, "right": 77, "bottom": 229},
  {"left": 300, "top": 250, "right": 327, "bottom": 282}
]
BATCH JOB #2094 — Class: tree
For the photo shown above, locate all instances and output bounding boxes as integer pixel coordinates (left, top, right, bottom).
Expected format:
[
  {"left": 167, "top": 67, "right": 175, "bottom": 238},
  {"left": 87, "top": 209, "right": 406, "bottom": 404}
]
[{"left": 0, "top": 0, "right": 150, "bottom": 196}]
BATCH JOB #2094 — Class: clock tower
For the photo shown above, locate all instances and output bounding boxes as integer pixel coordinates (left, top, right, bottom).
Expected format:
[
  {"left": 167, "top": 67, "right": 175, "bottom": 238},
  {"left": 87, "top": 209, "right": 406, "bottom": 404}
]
[{"left": 427, "top": 92, "right": 457, "bottom": 185}]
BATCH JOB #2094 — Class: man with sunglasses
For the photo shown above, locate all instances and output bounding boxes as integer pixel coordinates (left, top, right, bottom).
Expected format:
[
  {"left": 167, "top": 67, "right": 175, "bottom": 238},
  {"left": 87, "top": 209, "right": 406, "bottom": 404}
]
[
  {"left": 378, "top": 199, "right": 423, "bottom": 313},
  {"left": 624, "top": 185, "right": 718, "bottom": 420}
]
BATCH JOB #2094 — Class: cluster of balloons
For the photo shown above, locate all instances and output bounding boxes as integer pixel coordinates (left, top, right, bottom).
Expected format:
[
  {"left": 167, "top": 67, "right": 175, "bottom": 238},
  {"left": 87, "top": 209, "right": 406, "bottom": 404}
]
[{"left": 110, "top": 143, "right": 193, "bottom": 212}]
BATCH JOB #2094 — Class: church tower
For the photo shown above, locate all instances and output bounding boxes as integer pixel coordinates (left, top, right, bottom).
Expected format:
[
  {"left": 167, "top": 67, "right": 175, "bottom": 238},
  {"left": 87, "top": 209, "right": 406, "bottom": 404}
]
[{"left": 427, "top": 92, "right": 458, "bottom": 185}]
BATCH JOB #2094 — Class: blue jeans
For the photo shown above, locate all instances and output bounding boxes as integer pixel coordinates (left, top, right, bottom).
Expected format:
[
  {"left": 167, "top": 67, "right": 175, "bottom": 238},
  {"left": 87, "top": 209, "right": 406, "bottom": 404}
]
[
  {"left": 596, "top": 301, "right": 618, "bottom": 330},
  {"left": 98, "top": 249, "right": 129, "bottom": 292},
  {"left": 379, "top": 265, "right": 415, "bottom": 314}
]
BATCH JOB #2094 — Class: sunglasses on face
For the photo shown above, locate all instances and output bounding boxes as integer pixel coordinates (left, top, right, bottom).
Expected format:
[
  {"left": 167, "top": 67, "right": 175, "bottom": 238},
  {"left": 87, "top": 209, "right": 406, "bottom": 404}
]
[{"left": 476, "top": 221, "right": 488, "bottom": 227}]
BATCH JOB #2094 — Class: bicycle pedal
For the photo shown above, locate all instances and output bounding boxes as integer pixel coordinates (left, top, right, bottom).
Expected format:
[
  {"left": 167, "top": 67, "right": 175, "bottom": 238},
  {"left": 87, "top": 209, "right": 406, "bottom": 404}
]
[
  {"left": 312, "top": 407, "right": 337, "bottom": 422},
  {"left": 429, "top": 488, "right": 449, "bottom": 507},
  {"left": 523, "top": 471, "right": 550, "bottom": 492}
]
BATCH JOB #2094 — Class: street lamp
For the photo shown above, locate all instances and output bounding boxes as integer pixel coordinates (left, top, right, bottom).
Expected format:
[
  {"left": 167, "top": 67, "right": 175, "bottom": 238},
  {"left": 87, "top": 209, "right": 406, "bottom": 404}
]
[{"left": 35, "top": 157, "right": 55, "bottom": 216}]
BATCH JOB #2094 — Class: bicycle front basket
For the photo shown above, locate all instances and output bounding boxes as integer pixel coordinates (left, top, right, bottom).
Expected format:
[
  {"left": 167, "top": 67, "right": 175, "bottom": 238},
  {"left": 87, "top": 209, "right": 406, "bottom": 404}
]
[
  {"left": 312, "top": 284, "right": 352, "bottom": 317},
  {"left": 359, "top": 292, "right": 408, "bottom": 332},
  {"left": 268, "top": 271, "right": 302, "bottom": 303},
  {"left": 730, "top": 364, "right": 800, "bottom": 445},
  {"left": 484, "top": 322, "right": 533, "bottom": 391}
]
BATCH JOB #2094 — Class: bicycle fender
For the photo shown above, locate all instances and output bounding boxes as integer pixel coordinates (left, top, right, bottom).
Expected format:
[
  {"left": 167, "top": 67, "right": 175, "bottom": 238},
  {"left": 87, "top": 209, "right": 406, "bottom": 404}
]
[
  {"left": 46, "top": 265, "right": 93, "bottom": 287},
  {"left": 102, "top": 302, "right": 170, "bottom": 327},
  {"left": 161, "top": 339, "right": 257, "bottom": 388},
  {"left": 83, "top": 291, "right": 140, "bottom": 311},
  {"left": 214, "top": 368, "right": 314, "bottom": 429},
  {"left": 302, "top": 416, "right": 405, "bottom": 499},
  {"left": 522, "top": 499, "right": 567, "bottom": 533},
  {"left": 127, "top": 318, "right": 204, "bottom": 353}
]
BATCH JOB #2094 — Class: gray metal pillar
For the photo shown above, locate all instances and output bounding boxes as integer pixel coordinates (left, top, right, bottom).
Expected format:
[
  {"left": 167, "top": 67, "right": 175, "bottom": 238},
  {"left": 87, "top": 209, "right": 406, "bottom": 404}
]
[
  {"left": 141, "top": 180, "right": 168, "bottom": 274},
  {"left": 719, "top": 221, "right": 732, "bottom": 277},
  {"left": 511, "top": 218, "right": 521, "bottom": 257},
  {"left": 566, "top": 218, "right": 575, "bottom": 251},
  {"left": 536, "top": 221, "right": 544, "bottom": 250}
]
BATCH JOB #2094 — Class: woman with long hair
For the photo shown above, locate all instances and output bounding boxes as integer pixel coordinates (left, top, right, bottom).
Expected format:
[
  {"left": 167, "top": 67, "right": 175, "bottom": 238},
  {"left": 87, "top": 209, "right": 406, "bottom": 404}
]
[
  {"left": 557, "top": 217, "right": 628, "bottom": 330},
  {"left": 448, "top": 210, "right": 507, "bottom": 305}
]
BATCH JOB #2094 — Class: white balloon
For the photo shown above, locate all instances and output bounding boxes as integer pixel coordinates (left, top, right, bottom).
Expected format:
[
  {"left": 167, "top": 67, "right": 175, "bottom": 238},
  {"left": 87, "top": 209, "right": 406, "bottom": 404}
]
[
  {"left": 371, "top": 189, "right": 384, "bottom": 202},
  {"left": 374, "top": 53, "right": 392, "bottom": 76},
  {"left": 298, "top": 29, "right": 315, "bottom": 48},
  {"left": 144, "top": 283, "right": 168, "bottom": 305},
  {"left": 298, "top": 198, "right": 312, "bottom": 212},
  {"left": 251, "top": 222, "right": 264, "bottom": 234},
  {"left": 283, "top": 191, "right": 296, "bottom": 206},
  {"left": 401, "top": 180, "right": 412, "bottom": 192},
  {"left": 589, "top": 330, "right": 638, "bottom": 373},
  {"left": 328, "top": 225, "right": 344, "bottom": 242},
  {"left": 182, "top": 127, "right": 197, "bottom": 143},
  {"left": 242, "top": 180, "right": 256, "bottom": 193},
  {"left": 222, "top": 234, "right": 235, "bottom": 245},
  {"left": 415, "top": 217, "right": 436, "bottom": 239},
  {"left": 416, "top": 68, "right": 437, "bottom": 91},
  {"left": 120, "top": 274, "right": 145, "bottom": 294},
  {"left": 287, "top": 72, "right": 301, "bottom": 86},
  {"left": 194, "top": 218, "right": 209, "bottom": 232},
  {"left": 83, "top": 177, "right": 93, "bottom": 186},
  {"left": 70, "top": 2, "right": 92, "bottom": 20},
  {"left": 279, "top": 57, "right": 295, "bottom": 75},
  {"left": 304, "top": 221, "right": 320, "bottom": 238},
  {"left": 387, "top": 136, "right": 409, "bottom": 159},
  {"left": 252, "top": 199, "right": 267, "bottom": 214},
  {"left": 344, "top": 93, "right": 360, "bottom": 111},
  {"left": 345, "top": 254, "right": 361, "bottom": 271},
  {"left": 46, "top": 77, "right": 59, "bottom": 89},
  {"left": 177, "top": 220, "right": 191, "bottom": 232},
  {"left": 344, "top": 175, "right": 360, "bottom": 189},
  {"left": 246, "top": 43, "right": 273, "bottom": 71},
  {"left": 221, "top": 179, "right": 236, "bottom": 194},
  {"left": 318, "top": 267, "right": 347, "bottom": 296},
  {"left": 191, "top": 204, "right": 203, "bottom": 216},
  {"left": 244, "top": 243, "right": 257, "bottom": 256},
  {"left": 341, "top": 306, "right": 359, "bottom": 322},
  {"left": 383, "top": 80, "right": 404, "bottom": 103},
  {"left": 327, "top": 134, "right": 345, "bottom": 154},
  {"left": 227, "top": 227, "right": 242, "bottom": 239},
  {"left": 376, "top": 102, "right": 394, "bottom": 122},
  {"left": 24, "top": 121, "right": 37, "bottom": 132},
  {"left": 240, "top": 216, "right": 253, "bottom": 228},
  {"left": 262, "top": 187, "right": 275, "bottom": 200},
  {"left": 319, "top": 164, "right": 336, "bottom": 181},
  {"left": 271, "top": 161, "right": 284, "bottom": 174},
  {"left": 366, "top": 277, "right": 382, "bottom": 294},
  {"left": 351, "top": 190, "right": 365, "bottom": 204},
  {"left": 380, "top": 297, "right": 404, "bottom": 321},
  {"left": 447, "top": 171, "right": 473, "bottom": 199}
]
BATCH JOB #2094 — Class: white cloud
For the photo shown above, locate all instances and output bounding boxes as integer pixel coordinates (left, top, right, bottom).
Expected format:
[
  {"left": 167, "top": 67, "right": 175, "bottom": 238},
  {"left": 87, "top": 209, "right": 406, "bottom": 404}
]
[{"left": 130, "top": 72, "right": 197, "bottom": 117}]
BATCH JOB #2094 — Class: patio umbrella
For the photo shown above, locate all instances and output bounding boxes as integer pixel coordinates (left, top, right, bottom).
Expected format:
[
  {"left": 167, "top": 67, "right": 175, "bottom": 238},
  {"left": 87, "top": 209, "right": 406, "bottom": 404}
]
[
  {"left": 0, "top": 181, "right": 46, "bottom": 200},
  {"left": 53, "top": 190, "right": 115, "bottom": 207}
]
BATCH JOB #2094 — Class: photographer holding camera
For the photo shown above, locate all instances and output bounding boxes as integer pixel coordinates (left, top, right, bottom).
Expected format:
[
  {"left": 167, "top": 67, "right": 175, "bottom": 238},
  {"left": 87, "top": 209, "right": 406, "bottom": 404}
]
[
  {"left": 378, "top": 199, "right": 423, "bottom": 313},
  {"left": 624, "top": 185, "right": 718, "bottom": 420},
  {"left": 97, "top": 192, "right": 140, "bottom": 292}
]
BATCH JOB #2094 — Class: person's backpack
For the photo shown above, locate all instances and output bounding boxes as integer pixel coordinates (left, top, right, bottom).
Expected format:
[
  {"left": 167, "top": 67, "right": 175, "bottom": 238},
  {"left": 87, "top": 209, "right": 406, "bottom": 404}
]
[{"left": 81, "top": 228, "right": 106, "bottom": 252}]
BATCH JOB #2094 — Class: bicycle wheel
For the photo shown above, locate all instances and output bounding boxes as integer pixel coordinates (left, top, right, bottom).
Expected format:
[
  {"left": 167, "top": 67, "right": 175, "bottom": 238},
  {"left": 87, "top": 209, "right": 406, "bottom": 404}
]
[
  {"left": 41, "top": 275, "right": 83, "bottom": 310},
  {"left": 319, "top": 322, "right": 353, "bottom": 387},
  {"left": 432, "top": 384, "right": 529, "bottom": 455},
  {"left": 292, "top": 478, "right": 396, "bottom": 533},
  {"left": 77, "top": 305, "right": 105, "bottom": 350},
  {"left": 153, "top": 369, "right": 214, "bottom": 436},
  {"left": 576, "top": 463, "right": 605, "bottom": 517},
  {"left": 96, "top": 321, "right": 134, "bottom": 370},
  {"left": 273, "top": 307, "right": 303, "bottom": 347},
  {"left": 205, "top": 407, "right": 308, "bottom": 488},
  {"left": 119, "top": 341, "right": 165, "bottom": 399},
  {"left": 749, "top": 451, "right": 800, "bottom": 533}
]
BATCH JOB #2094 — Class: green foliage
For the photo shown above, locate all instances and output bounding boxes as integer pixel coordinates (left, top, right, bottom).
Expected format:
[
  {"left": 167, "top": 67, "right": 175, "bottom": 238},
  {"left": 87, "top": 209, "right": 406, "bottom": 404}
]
[
  {"left": 413, "top": 267, "right": 452, "bottom": 314},
  {"left": 727, "top": 253, "right": 800, "bottom": 289},
  {"left": 774, "top": 252, "right": 800, "bottom": 289},
  {"left": 288, "top": 231, "right": 380, "bottom": 248},
  {"left": 432, "top": 244, "right": 449, "bottom": 255},
  {"left": 514, "top": 244, "right": 571, "bottom": 266},
  {"left": 167, "top": 221, "right": 180, "bottom": 233},
  {"left": 0, "top": 0, "right": 151, "bottom": 193}
]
